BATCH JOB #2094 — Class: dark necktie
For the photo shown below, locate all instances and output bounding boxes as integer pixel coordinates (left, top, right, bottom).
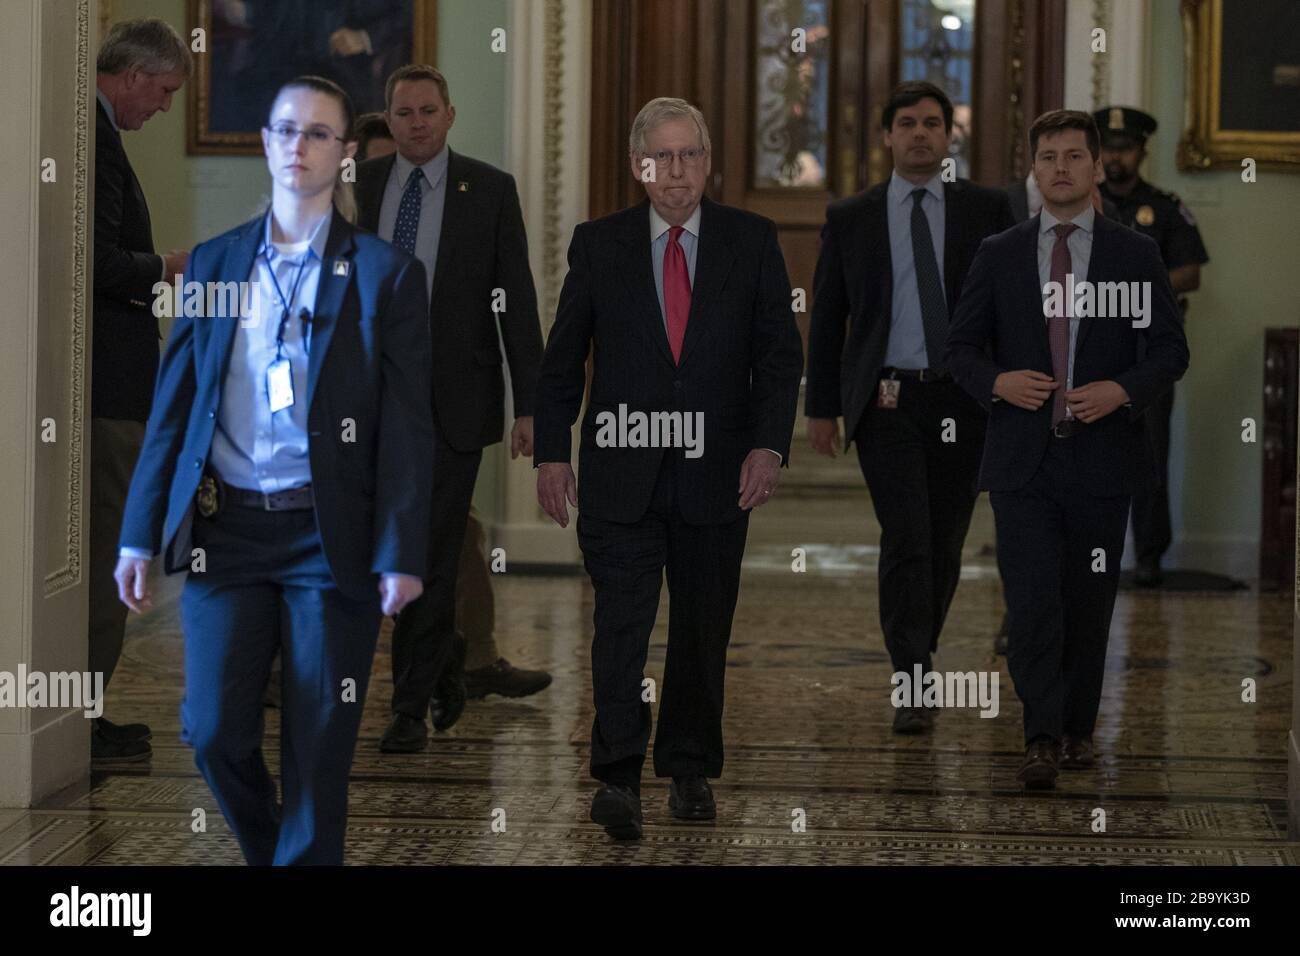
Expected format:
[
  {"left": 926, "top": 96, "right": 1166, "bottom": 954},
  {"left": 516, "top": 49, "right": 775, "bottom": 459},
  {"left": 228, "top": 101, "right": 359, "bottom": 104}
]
[
  {"left": 392, "top": 167, "right": 424, "bottom": 255},
  {"left": 1049, "top": 222, "right": 1079, "bottom": 424},
  {"left": 663, "top": 225, "right": 692, "bottom": 363},
  {"left": 910, "top": 188, "right": 948, "bottom": 373}
]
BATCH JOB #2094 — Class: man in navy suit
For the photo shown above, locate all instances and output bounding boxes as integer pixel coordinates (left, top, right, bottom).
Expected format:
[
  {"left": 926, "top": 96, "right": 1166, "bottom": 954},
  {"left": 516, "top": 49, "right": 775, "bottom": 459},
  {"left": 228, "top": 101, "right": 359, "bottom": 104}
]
[
  {"left": 806, "top": 82, "right": 1015, "bottom": 734},
  {"left": 946, "top": 110, "right": 1189, "bottom": 789},
  {"left": 535, "top": 97, "right": 803, "bottom": 839},
  {"left": 115, "top": 78, "right": 432, "bottom": 864}
]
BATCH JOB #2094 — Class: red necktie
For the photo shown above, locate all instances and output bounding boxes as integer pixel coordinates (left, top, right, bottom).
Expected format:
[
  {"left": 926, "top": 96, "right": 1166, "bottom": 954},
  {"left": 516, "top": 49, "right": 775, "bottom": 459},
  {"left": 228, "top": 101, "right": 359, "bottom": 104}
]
[
  {"left": 664, "top": 225, "right": 692, "bottom": 363},
  {"left": 1049, "top": 223, "right": 1078, "bottom": 425}
]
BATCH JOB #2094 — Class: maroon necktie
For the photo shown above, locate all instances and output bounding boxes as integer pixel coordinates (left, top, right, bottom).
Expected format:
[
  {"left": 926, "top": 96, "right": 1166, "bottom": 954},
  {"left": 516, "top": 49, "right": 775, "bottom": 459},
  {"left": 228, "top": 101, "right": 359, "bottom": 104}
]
[
  {"left": 664, "top": 225, "right": 692, "bottom": 363},
  {"left": 1049, "top": 223, "right": 1078, "bottom": 424}
]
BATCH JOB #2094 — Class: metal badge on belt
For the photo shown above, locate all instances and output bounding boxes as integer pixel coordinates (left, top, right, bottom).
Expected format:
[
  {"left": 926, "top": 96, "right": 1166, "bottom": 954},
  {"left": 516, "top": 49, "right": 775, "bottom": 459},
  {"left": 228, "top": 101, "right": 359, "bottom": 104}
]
[{"left": 196, "top": 475, "right": 221, "bottom": 517}]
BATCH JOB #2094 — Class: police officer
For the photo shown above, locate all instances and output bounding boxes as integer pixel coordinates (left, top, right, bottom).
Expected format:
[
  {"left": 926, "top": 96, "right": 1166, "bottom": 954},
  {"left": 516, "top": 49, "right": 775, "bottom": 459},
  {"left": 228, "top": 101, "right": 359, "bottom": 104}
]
[{"left": 1094, "top": 106, "right": 1209, "bottom": 587}]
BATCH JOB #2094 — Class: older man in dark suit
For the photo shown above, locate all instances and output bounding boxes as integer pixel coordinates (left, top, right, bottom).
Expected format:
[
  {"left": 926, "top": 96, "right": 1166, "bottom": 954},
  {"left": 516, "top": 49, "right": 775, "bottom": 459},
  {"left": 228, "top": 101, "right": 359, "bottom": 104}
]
[
  {"left": 91, "top": 18, "right": 192, "bottom": 763},
  {"left": 947, "top": 110, "right": 1188, "bottom": 789},
  {"left": 535, "top": 97, "right": 803, "bottom": 840}
]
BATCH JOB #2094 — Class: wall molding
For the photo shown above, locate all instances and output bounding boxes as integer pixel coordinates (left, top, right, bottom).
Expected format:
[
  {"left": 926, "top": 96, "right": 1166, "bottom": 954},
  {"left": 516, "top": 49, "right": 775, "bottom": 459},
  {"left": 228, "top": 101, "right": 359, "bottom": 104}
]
[{"left": 44, "top": 0, "right": 90, "bottom": 598}]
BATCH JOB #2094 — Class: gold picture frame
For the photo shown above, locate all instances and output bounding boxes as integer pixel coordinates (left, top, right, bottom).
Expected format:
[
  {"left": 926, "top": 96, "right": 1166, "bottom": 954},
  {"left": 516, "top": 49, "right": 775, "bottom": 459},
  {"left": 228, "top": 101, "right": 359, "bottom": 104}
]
[
  {"left": 186, "top": 0, "right": 439, "bottom": 155},
  {"left": 1178, "top": 0, "right": 1300, "bottom": 171}
]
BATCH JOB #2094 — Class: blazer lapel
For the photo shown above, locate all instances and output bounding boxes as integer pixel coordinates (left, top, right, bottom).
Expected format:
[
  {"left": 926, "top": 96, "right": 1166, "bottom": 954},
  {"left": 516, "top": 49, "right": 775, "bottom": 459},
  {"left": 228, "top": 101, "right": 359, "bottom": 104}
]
[
  {"left": 357, "top": 154, "right": 396, "bottom": 234},
  {"left": 941, "top": 180, "right": 964, "bottom": 314},
  {"left": 428, "top": 148, "right": 468, "bottom": 307},
  {"left": 615, "top": 201, "right": 676, "bottom": 367},
  {"left": 210, "top": 215, "right": 264, "bottom": 388},
  {"left": 306, "top": 211, "right": 357, "bottom": 409},
  {"left": 677, "top": 198, "right": 735, "bottom": 369}
]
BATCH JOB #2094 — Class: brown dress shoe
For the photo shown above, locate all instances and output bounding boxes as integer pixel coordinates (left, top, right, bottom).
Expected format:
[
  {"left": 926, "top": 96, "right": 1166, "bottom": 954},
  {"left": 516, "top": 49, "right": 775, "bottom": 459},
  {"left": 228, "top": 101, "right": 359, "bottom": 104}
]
[
  {"left": 1016, "top": 736, "right": 1059, "bottom": 790},
  {"left": 1061, "top": 735, "right": 1095, "bottom": 769}
]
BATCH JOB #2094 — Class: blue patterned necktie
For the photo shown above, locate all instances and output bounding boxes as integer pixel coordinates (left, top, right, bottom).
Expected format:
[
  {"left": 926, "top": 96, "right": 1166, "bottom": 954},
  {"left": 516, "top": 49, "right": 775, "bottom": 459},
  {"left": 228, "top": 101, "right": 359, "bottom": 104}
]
[
  {"left": 392, "top": 167, "right": 424, "bottom": 254},
  {"left": 910, "top": 187, "right": 948, "bottom": 374}
]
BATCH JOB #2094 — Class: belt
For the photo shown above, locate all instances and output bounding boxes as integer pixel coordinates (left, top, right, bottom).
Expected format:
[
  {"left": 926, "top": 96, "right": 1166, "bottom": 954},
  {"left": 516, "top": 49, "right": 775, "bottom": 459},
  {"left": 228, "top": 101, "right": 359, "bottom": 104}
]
[
  {"left": 881, "top": 367, "right": 951, "bottom": 383},
  {"left": 1051, "top": 417, "right": 1082, "bottom": 438},
  {"left": 221, "top": 478, "right": 315, "bottom": 511}
]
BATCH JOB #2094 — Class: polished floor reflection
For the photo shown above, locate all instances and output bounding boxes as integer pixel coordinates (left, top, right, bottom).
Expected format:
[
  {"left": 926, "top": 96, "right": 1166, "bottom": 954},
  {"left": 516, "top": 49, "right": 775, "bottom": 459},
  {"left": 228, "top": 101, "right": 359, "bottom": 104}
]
[{"left": 2, "top": 450, "right": 1294, "bottom": 865}]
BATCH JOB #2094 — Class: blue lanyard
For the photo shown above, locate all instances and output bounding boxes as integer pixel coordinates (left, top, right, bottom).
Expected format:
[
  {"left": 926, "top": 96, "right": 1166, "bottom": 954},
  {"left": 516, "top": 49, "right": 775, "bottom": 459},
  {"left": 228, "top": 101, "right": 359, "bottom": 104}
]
[{"left": 264, "top": 247, "right": 309, "bottom": 359}]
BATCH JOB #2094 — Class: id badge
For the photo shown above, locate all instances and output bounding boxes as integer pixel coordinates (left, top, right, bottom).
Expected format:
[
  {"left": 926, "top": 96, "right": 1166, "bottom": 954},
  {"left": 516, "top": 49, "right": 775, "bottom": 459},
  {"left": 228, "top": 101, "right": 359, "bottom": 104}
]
[
  {"left": 267, "top": 358, "right": 294, "bottom": 413},
  {"left": 877, "top": 378, "right": 901, "bottom": 409}
]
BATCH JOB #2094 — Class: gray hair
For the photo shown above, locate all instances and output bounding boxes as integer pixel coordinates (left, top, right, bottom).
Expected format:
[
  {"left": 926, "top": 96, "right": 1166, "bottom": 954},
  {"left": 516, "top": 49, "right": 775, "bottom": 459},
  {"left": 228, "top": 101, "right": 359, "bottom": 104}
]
[
  {"left": 628, "top": 97, "right": 711, "bottom": 155},
  {"left": 97, "top": 18, "right": 193, "bottom": 78}
]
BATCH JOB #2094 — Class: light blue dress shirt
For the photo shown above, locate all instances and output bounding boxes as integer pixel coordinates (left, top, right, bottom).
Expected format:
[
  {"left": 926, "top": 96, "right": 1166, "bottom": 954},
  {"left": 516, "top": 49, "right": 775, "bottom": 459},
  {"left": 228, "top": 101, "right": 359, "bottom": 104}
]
[
  {"left": 1037, "top": 204, "right": 1095, "bottom": 405},
  {"left": 651, "top": 203, "right": 700, "bottom": 327},
  {"left": 883, "top": 170, "right": 946, "bottom": 369},
  {"left": 207, "top": 209, "right": 330, "bottom": 493},
  {"left": 377, "top": 146, "right": 449, "bottom": 301}
]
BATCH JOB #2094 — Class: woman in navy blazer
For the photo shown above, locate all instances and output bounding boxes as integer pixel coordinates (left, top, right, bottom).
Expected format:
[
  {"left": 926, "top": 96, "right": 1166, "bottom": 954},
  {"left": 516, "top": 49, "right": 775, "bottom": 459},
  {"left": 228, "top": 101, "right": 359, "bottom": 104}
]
[{"left": 114, "top": 76, "right": 433, "bottom": 864}]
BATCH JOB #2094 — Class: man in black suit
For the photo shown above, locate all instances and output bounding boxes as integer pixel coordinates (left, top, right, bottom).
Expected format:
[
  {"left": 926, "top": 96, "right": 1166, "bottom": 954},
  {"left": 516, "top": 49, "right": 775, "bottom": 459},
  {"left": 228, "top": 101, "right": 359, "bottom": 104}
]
[
  {"left": 946, "top": 110, "right": 1189, "bottom": 789},
  {"left": 90, "top": 19, "right": 192, "bottom": 763},
  {"left": 354, "top": 65, "right": 547, "bottom": 752},
  {"left": 805, "top": 82, "right": 1015, "bottom": 734},
  {"left": 535, "top": 97, "right": 803, "bottom": 839}
]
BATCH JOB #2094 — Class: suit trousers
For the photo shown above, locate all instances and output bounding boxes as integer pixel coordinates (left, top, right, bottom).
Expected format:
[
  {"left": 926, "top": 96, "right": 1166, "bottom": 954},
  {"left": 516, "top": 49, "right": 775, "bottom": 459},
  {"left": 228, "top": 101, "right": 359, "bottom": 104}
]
[
  {"left": 180, "top": 503, "right": 381, "bottom": 865},
  {"left": 990, "top": 437, "right": 1131, "bottom": 744},
  {"left": 854, "top": 378, "right": 985, "bottom": 673},
  {"left": 577, "top": 455, "right": 749, "bottom": 786},
  {"left": 389, "top": 422, "right": 482, "bottom": 718},
  {"left": 88, "top": 418, "right": 145, "bottom": 690},
  {"left": 1130, "top": 383, "right": 1175, "bottom": 567}
]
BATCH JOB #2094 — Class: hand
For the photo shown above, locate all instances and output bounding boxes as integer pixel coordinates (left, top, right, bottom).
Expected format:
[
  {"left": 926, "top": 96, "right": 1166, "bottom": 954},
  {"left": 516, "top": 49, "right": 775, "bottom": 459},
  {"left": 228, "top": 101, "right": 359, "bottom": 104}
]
[
  {"left": 1065, "top": 380, "right": 1129, "bottom": 423},
  {"left": 114, "top": 557, "right": 153, "bottom": 614},
  {"left": 993, "top": 370, "right": 1058, "bottom": 411},
  {"left": 738, "top": 449, "right": 781, "bottom": 511},
  {"left": 379, "top": 573, "right": 423, "bottom": 616},
  {"left": 807, "top": 418, "right": 841, "bottom": 458},
  {"left": 162, "top": 250, "right": 188, "bottom": 282},
  {"left": 537, "top": 462, "right": 577, "bottom": 528},
  {"left": 329, "top": 27, "right": 370, "bottom": 56},
  {"left": 510, "top": 416, "right": 534, "bottom": 459}
]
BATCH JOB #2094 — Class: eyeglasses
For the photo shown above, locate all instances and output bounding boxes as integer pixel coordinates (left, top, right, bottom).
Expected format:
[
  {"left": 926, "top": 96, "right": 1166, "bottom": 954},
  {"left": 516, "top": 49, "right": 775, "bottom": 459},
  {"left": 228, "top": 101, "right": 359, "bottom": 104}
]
[
  {"left": 646, "top": 147, "right": 708, "bottom": 168},
  {"left": 266, "top": 123, "right": 346, "bottom": 146}
]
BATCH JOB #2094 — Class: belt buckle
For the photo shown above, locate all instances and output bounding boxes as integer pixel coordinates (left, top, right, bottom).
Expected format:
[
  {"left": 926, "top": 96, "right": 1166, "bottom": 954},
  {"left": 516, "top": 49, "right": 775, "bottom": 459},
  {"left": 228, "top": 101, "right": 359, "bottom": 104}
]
[
  {"left": 918, "top": 368, "right": 930, "bottom": 383},
  {"left": 1052, "top": 418, "right": 1076, "bottom": 438},
  {"left": 262, "top": 491, "right": 277, "bottom": 511}
]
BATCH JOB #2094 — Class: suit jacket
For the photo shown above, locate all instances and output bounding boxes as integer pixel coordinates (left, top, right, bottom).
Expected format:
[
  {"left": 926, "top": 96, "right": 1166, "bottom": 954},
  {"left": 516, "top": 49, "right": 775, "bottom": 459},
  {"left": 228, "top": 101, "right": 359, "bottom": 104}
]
[
  {"left": 805, "top": 178, "right": 1016, "bottom": 445},
  {"left": 534, "top": 198, "right": 804, "bottom": 525},
  {"left": 118, "top": 211, "right": 435, "bottom": 601},
  {"left": 354, "top": 149, "right": 543, "bottom": 452},
  {"left": 93, "top": 99, "right": 163, "bottom": 423},
  {"left": 1006, "top": 178, "right": 1120, "bottom": 223},
  {"left": 945, "top": 213, "right": 1190, "bottom": 496}
]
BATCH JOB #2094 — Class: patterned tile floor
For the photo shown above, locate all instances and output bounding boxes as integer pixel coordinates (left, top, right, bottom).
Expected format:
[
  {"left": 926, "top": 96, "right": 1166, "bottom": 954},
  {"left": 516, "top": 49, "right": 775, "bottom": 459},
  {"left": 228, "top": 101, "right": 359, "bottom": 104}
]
[{"left": 2, "top": 452, "right": 1294, "bottom": 865}]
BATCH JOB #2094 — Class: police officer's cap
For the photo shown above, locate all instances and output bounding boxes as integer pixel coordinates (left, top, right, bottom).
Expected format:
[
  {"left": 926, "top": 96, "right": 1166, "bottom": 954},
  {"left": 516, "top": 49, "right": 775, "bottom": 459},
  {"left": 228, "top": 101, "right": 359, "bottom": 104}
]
[{"left": 1093, "top": 106, "right": 1158, "bottom": 148}]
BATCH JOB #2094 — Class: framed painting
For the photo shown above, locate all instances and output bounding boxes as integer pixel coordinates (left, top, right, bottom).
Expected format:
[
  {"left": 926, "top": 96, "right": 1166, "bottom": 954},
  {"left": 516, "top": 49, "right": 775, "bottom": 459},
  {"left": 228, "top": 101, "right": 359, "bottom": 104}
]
[
  {"left": 1178, "top": 0, "right": 1300, "bottom": 171},
  {"left": 187, "top": 0, "right": 438, "bottom": 155}
]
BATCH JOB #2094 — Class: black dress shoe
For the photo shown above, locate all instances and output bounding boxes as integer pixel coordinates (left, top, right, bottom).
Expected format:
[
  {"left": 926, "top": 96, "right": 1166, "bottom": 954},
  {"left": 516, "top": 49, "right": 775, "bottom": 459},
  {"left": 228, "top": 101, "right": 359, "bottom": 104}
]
[
  {"left": 95, "top": 717, "right": 151, "bottom": 743},
  {"left": 668, "top": 776, "right": 716, "bottom": 821},
  {"left": 590, "top": 784, "right": 643, "bottom": 840},
  {"left": 1133, "top": 562, "right": 1163, "bottom": 588},
  {"left": 463, "top": 658, "right": 553, "bottom": 700},
  {"left": 430, "top": 636, "right": 468, "bottom": 731},
  {"left": 892, "top": 706, "right": 926, "bottom": 735},
  {"left": 91, "top": 726, "right": 151, "bottom": 765},
  {"left": 379, "top": 713, "right": 428, "bottom": 753},
  {"left": 1017, "top": 736, "right": 1060, "bottom": 790},
  {"left": 1061, "top": 735, "right": 1095, "bottom": 769}
]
